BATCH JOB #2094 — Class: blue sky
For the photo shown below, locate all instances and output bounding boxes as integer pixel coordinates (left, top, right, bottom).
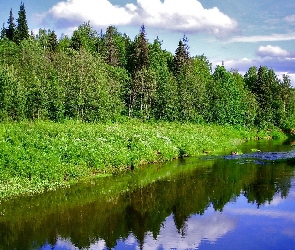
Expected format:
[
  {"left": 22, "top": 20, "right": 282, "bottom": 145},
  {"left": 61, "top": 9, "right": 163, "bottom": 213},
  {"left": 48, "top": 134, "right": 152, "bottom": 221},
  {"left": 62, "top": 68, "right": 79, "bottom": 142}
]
[{"left": 1, "top": 0, "right": 295, "bottom": 84}]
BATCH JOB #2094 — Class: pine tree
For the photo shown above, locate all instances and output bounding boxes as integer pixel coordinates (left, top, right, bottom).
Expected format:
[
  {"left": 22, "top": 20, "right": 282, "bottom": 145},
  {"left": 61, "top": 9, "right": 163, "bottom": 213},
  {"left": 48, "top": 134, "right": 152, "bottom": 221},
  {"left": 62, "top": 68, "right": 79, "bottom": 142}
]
[
  {"left": 47, "top": 31, "right": 58, "bottom": 52},
  {"left": 1, "top": 23, "right": 6, "bottom": 39},
  {"left": 134, "top": 25, "right": 149, "bottom": 72},
  {"left": 70, "top": 30, "right": 82, "bottom": 50},
  {"left": 104, "top": 26, "right": 119, "bottom": 66},
  {"left": 6, "top": 9, "right": 16, "bottom": 41},
  {"left": 15, "top": 2, "right": 29, "bottom": 44},
  {"left": 172, "top": 36, "right": 190, "bottom": 76}
]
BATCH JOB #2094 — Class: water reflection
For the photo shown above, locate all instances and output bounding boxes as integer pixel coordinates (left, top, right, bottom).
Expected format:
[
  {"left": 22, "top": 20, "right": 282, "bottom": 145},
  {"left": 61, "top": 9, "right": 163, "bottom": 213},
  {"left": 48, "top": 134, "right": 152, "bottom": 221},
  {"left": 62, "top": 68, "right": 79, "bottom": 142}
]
[{"left": 0, "top": 141, "right": 295, "bottom": 249}]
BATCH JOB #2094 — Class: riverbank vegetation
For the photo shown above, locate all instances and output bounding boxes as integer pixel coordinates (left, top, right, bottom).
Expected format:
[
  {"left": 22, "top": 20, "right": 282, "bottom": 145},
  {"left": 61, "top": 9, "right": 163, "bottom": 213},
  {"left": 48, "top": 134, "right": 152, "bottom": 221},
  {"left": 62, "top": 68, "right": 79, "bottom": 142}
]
[
  {"left": 1, "top": 120, "right": 286, "bottom": 199},
  {"left": 0, "top": 4, "right": 294, "bottom": 199}
]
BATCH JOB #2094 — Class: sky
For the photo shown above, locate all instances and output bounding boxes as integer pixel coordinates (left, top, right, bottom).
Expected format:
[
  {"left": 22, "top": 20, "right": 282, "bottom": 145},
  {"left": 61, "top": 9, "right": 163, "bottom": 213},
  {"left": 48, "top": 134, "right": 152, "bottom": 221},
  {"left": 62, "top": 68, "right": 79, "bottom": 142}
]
[{"left": 1, "top": 0, "right": 295, "bottom": 85}]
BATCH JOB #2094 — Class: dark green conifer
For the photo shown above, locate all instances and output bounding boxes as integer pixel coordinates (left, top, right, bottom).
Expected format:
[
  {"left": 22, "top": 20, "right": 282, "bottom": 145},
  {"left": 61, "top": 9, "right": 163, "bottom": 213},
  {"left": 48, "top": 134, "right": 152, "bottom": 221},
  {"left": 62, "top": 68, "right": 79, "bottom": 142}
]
[
  {"left": 134, "top": 24, "right": 149, "bottom": 71},
  {"left": 15, "top": 2, "right": 29, "bottom": 43},
  {"left": 6, "top": 9, "right": 16, "bottom": 41},
  {"left": 1, "top": 23, "right": 6, "bottom": 39},
  {"left": 105, "top": 26, "right": 119, "bottom": 66},
  {"left": 47, "top": 31, "right": 58, "bottom": 52},
  {"left": 172, "top": 36, "right": 190, "bottom": 76}
]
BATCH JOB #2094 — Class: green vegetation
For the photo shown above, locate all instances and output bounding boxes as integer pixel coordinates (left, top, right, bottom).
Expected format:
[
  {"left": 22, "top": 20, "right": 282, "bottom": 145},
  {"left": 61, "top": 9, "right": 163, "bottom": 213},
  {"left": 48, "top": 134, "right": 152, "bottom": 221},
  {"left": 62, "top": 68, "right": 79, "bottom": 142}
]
[
  {"left": 1, "top": 120, "right": 285, "bottom": 200},
  {"left": 0, "top": 4, "right": 294, "bottom": 199}
]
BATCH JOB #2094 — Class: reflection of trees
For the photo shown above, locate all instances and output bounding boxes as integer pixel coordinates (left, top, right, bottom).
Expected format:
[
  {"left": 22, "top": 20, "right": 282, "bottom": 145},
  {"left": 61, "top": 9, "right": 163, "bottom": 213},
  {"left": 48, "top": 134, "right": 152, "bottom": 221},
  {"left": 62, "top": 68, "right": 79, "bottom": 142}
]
[
  {"left": 243, "top": 162, "right": 292, "bottom": 207},
  {"left": 0, "top": 159, "right": 294, "bottom": 249}
]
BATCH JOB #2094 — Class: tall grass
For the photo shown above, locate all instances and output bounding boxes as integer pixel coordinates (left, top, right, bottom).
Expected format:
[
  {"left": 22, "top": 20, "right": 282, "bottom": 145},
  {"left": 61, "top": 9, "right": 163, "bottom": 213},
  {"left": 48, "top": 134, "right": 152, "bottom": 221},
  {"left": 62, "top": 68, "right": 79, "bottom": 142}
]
[{"left": 0, "top": 120, "right": 287, "bottom": 199}]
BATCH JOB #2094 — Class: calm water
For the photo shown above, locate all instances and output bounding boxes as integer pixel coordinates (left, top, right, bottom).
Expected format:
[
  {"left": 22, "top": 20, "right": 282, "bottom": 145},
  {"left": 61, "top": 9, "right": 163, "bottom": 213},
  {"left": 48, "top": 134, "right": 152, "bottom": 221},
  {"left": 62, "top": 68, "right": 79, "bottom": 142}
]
[{"left": 0, "top": 140, "right": 295, "bottom": 250}]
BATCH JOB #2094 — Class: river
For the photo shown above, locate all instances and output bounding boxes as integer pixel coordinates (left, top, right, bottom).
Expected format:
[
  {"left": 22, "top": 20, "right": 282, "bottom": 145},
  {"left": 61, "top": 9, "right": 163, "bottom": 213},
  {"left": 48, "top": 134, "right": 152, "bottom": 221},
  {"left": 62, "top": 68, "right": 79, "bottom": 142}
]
[{"left": 0, "top": 139, "right": 295, "bottom": 250}]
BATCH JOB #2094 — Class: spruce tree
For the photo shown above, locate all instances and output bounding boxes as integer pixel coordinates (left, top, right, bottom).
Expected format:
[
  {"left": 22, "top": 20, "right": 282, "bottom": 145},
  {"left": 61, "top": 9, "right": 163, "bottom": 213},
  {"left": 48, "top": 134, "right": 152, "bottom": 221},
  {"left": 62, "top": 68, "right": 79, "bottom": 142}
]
[
  {"left": 1, "top": 23, "right": 6, "bottom": 39},
  {"left": 47, "top": 31, "right": 58, "bottom": 52},
  {"left": 172, "top": 37, "right": 189, "bottom": 76},
  {"left": 134, "top": 24, "right": 149, "bottom": 71},
  {"left": 105, "top": 26, "right": 119, "bottom": 66},
  {"left": 15, "top": 2, "right": 29, "bottom": 44},
  {"left": 7, "top": 9, "right": 16, "bottom": 41}
]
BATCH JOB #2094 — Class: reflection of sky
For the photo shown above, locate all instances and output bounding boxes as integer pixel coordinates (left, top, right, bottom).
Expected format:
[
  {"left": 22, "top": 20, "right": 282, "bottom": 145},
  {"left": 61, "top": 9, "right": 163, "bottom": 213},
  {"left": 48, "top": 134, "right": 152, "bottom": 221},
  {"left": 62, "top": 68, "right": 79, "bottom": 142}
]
[
  {"left": 42, "top": 179, "right": 295, "bottom": 250},
  {"left": 141, "top": 212, "right": 236, "bottom": 250}
]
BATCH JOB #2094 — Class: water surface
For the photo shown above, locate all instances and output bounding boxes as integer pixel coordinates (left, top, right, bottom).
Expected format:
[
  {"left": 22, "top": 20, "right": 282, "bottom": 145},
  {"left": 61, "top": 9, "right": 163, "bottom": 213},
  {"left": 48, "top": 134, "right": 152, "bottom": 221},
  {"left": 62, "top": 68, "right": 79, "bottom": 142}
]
[{"left": 0, "top": 140, "right": 295, "bottom": 249}]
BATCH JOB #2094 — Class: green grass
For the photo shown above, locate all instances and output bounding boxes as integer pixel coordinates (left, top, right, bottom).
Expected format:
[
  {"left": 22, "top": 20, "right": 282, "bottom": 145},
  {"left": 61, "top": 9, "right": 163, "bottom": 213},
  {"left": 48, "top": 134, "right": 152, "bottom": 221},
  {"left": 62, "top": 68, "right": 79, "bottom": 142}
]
[{"left": 0, "top": 120, "right": 287, "bottom": 199}]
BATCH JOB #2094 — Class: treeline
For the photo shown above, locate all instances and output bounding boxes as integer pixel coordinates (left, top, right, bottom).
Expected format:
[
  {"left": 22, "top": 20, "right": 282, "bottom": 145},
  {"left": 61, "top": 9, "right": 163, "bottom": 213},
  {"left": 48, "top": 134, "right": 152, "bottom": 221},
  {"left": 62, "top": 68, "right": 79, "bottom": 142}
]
[{"left": 1, "top": 4, "right": 295, "bottom": 128}]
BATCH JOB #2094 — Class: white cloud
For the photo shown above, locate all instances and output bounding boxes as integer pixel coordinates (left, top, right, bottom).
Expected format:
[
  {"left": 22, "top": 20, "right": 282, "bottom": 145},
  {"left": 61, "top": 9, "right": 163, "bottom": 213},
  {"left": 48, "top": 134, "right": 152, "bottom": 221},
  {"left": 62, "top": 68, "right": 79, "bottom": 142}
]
[
  {"left": 141, "top": 213, "right": 236, "bottom": 249},
  {"left": 229, "top": 208, "right": 295, "bottom": 222},
  {"left": 256, "top": 45, "right": 290, "bottom": 58},
  {"left": 46, "top": 0, "right": 134, "bottom": 27},
  {"left": 40, "top": 0, "right": 238, "bottom": 37},
  {"left": 229, "top": 33, "right": 295, "bottom": 43},
  {"left": 284, "top": 14, "right": 295, "bottom": 24}
]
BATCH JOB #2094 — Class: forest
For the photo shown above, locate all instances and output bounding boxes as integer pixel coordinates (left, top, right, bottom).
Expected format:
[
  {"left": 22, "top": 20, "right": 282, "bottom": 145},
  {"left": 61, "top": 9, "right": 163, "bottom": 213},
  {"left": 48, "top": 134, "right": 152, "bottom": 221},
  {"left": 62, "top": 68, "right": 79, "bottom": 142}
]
[{"left": 1, "top": 3, "right": 295, "bottom": 129}]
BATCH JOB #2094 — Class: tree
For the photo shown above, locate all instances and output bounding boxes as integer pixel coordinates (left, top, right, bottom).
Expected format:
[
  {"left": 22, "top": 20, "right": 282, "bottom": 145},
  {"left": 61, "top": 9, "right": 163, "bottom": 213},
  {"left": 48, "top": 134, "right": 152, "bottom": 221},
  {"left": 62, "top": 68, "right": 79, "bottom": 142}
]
[
  {"left": 125, "top": 25, "right": 151, "bottom": 118},
  {"left": 172, "top": 36, "right": 190, "bottom": 76},
  {"left": 207, "top": 66, "right": 257, "bottom": 126},
  {"left": 148, "top": 38, "right": 178, "bottom": 120},
  {"left": 6, "top": 9, "right": 16, "bottom": 41},
  {"left": 15, "top": 2, "right": 29, "bottom": 43},
  {"left": 70, "top": 22, "right": 98, "bottom": 53},
  {"left": 1, "top": 24, "right": 6, "bottom": 39},
  {"left": 279, "top": 74, "right": 295, "bottom": 128},
  {"left": 47, "top": 31, "right": 58, "bottom": 52},
  {"left": 104, "top": 26, "right": 119, "bottom": 66},
  {"left": 133, "top": 25, "right": 149, "bottom": 72}
]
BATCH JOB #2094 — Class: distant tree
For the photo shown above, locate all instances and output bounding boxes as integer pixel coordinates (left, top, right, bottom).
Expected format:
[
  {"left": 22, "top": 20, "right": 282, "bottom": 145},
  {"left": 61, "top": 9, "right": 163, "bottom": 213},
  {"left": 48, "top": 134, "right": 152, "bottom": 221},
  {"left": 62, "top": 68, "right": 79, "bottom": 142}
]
[
  {"left": 70, "top": 22, "right": 98, "bottom": 53},
  {"left": 58, "top": 34, "right": 71, "bottom": 52},
  {"left": 172, "top": 36, "right": 190, "bottom": 76},
  {"left": 6, "top": 9, "right": 16, "bottom": 41},
  {"left": 104, "top": 26, "right": 119, "bottom": 66},
  {"left": 278, "top": 74, "right": 295, "bottom": 128},
  {"left": 15, "top": 2, "right": 29, "bottom": 43},
  {"left": 133, "top": 25, "right": 149, "bottom": 72},
  {"left": 207, "top": 65, "right": 257, "bottom": 126},
  {"left": 70, "top": 30, "right": 82, "bottom": 51},
  {"left": 246, "top": 66, "right": 284, "bottom": 127},
  {"left": 1, "top": 24, "right": 6, "bottom": 39},
  {"left": 244, "top": 66, "right": 258, "bottom": 91},
  {"left": 125, "top": 25, "right": 151, "bottom": 118},
  {"left": 47, "top": 31, "right": 58, "bottom": 52}
]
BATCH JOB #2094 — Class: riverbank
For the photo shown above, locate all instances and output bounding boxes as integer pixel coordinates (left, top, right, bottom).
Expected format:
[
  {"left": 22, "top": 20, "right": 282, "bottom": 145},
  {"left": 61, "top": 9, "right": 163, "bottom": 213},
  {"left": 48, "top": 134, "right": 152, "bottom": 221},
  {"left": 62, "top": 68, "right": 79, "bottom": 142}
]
[{"left": 0, "top": 120, "right": 288, "bottom": 200}]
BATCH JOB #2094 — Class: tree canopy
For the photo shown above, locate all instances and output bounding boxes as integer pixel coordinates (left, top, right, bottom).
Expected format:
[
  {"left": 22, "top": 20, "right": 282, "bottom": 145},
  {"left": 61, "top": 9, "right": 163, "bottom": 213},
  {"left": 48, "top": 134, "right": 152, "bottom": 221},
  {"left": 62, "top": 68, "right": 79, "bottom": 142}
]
[{"left": 0, "top": 4, "right": 294, "bottom": 129}]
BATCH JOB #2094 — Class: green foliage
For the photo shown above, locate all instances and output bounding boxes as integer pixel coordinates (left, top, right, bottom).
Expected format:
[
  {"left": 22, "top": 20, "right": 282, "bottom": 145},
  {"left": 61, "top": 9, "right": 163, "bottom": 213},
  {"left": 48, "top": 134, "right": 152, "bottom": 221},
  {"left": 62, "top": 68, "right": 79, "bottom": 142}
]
[
  {"left": 70, "top": 22, "right": 98, "bottom": 53},
  {"left": 0, "top": 120, "right": 275, "bottom": 199},
  {"left": 99, "top": 26, "right": 129, "bottom": 67},
  {"left": 6, "top": 9, "right": 16, "bottom": 41},
  {"left": 244, "top": 66, "right": 292, "bottom": 128},
  {"left": 15, "top": 2, "right": 29, "bottom": 44},
  {"left": 172, "top": 37, "right": 190, "bottom": 76},
  {"left": 208, "top": 66, "right": 258, "bottom": 126}
]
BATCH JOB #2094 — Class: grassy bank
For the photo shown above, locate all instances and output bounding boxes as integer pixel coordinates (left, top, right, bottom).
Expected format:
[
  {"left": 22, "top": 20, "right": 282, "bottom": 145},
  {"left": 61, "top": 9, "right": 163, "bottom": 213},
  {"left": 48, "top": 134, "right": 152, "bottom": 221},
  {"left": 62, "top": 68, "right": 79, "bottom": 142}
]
[{"left": 0, "top": 120, "right": 287, "bottom": 199}]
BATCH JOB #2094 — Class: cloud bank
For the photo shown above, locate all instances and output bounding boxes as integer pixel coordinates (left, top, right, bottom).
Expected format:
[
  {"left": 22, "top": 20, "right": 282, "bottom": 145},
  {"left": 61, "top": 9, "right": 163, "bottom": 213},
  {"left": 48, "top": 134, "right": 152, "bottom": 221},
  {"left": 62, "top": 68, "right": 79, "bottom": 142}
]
[
  {"left": 256, "top": 45, "right": 290, "bottom": 58},
  {"left": 229, "top": 33, "right": 295, "bottom": 43},
  {"left": 284, "top": 14, "right": 295, "bottom": 24},
  {"left": 40, "top": 0, "right": 238, "bottom": 37}
]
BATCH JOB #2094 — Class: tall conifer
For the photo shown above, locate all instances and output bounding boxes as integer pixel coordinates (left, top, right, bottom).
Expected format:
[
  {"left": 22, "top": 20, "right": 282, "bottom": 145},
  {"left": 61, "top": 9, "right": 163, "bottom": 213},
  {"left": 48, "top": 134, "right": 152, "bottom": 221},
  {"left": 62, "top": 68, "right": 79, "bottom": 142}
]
[
  {"left": 172, "top": 37, "right": 190, "bottom": 76},
  {"left": 134, "top": 25, "right": 149, "bottom": 71},
  {"left": 15, "top": 2, "right": 29, "bottom": 43},
  {"left": 47, "top": 31, "right": 58, "bottom": 52},
  {"left": 1, "top": 23, "right": 6, "bottom": 39},
  {"left": 7, "top": 9, "right": 16, "bottom": 41}
]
